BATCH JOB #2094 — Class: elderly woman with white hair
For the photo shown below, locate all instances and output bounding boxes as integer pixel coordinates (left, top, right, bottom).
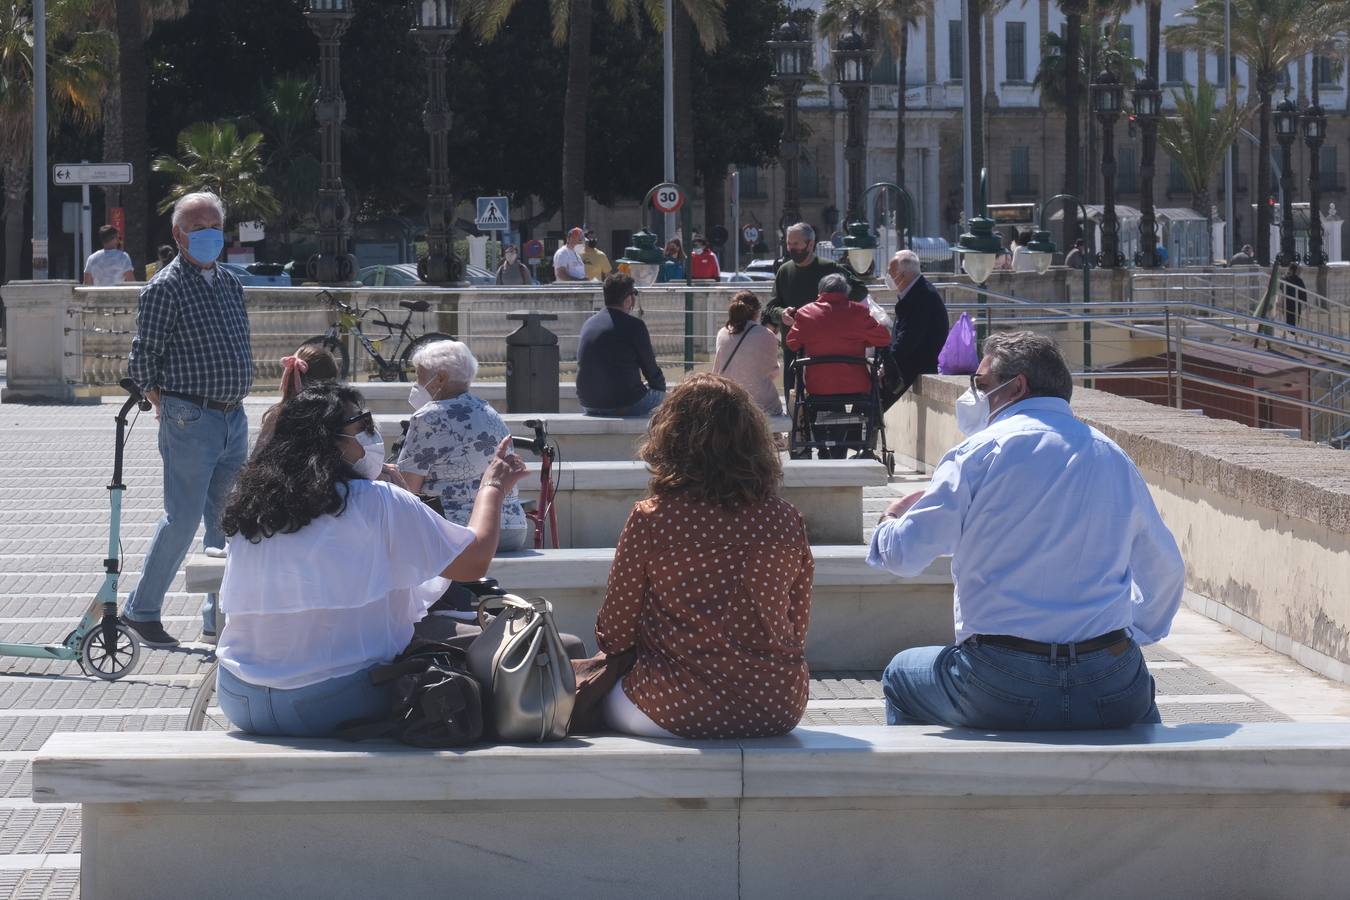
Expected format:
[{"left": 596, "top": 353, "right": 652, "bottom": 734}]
[{"left": 396, "top": 340, "right": 530, "bottom": 552}]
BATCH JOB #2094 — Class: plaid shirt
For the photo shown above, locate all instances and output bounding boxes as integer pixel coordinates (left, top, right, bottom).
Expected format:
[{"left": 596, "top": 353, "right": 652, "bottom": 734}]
[{"left": 127, "top": 256, "right": 253, "bottom": 403}]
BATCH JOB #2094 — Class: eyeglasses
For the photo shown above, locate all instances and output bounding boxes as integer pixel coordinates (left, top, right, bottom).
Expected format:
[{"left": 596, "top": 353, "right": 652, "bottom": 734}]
[{"left": 339, "top": 410, "right": 376, "bottom": 435}]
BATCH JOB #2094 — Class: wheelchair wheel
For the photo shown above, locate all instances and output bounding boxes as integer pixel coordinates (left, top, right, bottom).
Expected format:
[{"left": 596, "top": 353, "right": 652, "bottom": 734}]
[
  {"left": 79, "top": 624, "right": 141, "bottom": 681},
  {"left": 185, "top": 661, "right": 221, "bottom": 731},
  {"left": 884, "top": 450, "right": 896, "bottom": 476}
]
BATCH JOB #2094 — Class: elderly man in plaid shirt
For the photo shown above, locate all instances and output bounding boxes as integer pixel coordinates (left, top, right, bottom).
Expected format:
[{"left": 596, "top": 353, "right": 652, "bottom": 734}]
[{"left": 123, "top": 191, "right": 253, "bottom": 647}]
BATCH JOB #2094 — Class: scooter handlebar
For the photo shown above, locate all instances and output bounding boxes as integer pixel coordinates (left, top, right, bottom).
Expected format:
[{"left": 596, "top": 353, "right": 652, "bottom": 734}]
[{"left": 119, "top": 378, "right": 152, "bottom": 412}]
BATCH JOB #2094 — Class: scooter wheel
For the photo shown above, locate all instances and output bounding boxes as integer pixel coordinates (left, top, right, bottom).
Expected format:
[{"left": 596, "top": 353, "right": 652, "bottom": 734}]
[{"left": 80, "top": 624, "right": 142, "bottom": 681}]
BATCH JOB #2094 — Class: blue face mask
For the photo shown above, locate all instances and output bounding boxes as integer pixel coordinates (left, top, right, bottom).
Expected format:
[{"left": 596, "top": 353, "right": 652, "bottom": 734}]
[{"left": 183, "top": 227, "right": 224, "bottom": 265}]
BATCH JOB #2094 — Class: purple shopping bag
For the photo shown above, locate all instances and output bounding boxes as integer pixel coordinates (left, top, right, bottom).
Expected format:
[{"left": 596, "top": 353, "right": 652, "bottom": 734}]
[{"left": 937, "top": 312, "right": 979, "bottom": 375}]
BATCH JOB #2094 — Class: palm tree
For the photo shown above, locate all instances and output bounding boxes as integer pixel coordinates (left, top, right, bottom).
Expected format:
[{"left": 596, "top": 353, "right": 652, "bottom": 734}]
[
  {"left": 819, "top": 0, "right": 930, "bottom": 233},
  {"left": 0, "top": 0, "right": 111, "bottom": 282},
  {"left": 94, "top": 0, "right": 189, "bottom": 278},
  {"left": 466, "top": 0, "right": 727, "bottom": 231},
  {"left": 1157, "top": 81, "right": 1248, "bottom": 233},
  {"left": 259, "top": 75, "right": 320, "bottom": 251},
  {"left": 151, "top": 121, "right": 281, "bottom": 226},
  {"left": 1169, "top": 0, "right": 1350, "bottom": 265}
]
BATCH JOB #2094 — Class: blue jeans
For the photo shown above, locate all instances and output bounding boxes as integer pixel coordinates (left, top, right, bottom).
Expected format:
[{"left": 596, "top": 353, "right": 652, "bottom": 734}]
[
  {"left": 882, "top": 637, "right": 1161, "bottom": 730},
  {"left": 582, "top": 389, "right": 665, "bottom": 418},
  {"left": 217, "top": 664, "right": 393, "bottom": 738},
  {"left": 123, "top": 396, "right": 248, "bottom": 633}
]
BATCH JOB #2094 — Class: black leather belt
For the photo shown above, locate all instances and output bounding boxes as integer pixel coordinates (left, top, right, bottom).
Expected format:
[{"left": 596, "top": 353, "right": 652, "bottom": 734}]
[
  {"left": 160, "top": 390, "right": 241, "bottom": 413},
  {"left": 974, "top": 629, "right": 1130, "bottom": 657}
]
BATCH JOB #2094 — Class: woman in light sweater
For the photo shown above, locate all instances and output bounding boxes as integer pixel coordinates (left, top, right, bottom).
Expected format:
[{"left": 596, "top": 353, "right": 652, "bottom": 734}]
[{"left": 712, "top": 290, "right": 782, "bottom": 416}]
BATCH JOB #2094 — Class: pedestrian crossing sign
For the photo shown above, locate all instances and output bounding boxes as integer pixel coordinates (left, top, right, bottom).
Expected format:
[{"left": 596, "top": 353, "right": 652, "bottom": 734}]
[{"left": 475, "top": 196, "right": 510, "bottom": 230}]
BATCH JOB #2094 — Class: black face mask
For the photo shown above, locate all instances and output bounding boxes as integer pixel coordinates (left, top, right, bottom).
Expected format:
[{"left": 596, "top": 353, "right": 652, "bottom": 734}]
[{"left": 788, "top": 247, "right": 812, "bottom": 265}]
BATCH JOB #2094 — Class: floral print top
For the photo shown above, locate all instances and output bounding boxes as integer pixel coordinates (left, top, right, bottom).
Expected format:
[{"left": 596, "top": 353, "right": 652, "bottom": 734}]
[{"left": 395, "top": 393, "right": 528, "bottom": 534}]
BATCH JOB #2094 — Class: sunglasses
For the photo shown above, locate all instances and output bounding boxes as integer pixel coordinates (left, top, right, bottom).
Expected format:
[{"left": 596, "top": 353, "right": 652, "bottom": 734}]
[{"left": 339, "top": 410, "right": 376, "bottom": 435}]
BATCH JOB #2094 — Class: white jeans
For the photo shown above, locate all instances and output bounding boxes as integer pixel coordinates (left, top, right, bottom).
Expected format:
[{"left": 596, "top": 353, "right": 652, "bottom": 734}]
[{"left": 602, "top": 679, "right": 676, "bottom": 738}]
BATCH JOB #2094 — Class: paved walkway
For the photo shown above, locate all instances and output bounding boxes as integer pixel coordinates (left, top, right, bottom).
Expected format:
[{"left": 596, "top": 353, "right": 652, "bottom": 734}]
[{"left": 1, "top": 396, "right": 1348, "bottom": 898}]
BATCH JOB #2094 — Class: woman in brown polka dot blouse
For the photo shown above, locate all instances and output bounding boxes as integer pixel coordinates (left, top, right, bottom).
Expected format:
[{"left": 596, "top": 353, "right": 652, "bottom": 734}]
[{"left": 594, "top": 374, "right": 815, "bottom": 739}]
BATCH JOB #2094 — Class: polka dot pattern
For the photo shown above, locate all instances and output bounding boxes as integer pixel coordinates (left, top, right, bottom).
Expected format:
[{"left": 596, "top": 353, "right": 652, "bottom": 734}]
[{"left": 594, "top": 493, "right": 815, "bottom": 739}]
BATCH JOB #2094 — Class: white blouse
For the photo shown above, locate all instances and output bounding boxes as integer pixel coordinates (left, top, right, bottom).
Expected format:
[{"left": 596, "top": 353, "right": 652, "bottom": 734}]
[{"left": 217, "top": 479, "right": 473, "bottom": 689}]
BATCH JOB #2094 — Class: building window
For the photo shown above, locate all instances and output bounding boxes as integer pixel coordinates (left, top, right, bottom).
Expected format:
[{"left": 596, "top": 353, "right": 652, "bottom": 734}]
[
  {"left": 1010, "top": 146, "right": 1032, "bottom": 194},
  {"left": 1214, "top": 52, "right": 1231, "bottom": 87},
  {"left": 801, "top": 150, "right": 823, "bottom": 198},
  {"left": 1165, "top": 48, "right": 1184, "bottom": 84},
  {"left": 948, "top": 20, "right": 964, "bottom": 82},
  {"left": 1117, "top": 145, "right": 1138, "bottom": 194},
  {"left": 1168, "top": 156, "right": 1189, "bottom": 194},
  {"left": 1117, "top": 24, "right": 1134, "bottom": 58},
  {"left": 1321, "top": 146, "right": 1340, "bottom": 192},
  {"left": 1314, "top": 55, "right": 1338, "bottom": 88},
  {"left": 1277, "top": 64, "right": 1291, "bottom": 89},
  {"left": 1005, "top": 22, "right": 1026, "bottom": 82},
  {"left": 741, "top": 167, "right": 765, "bottom": 199}
]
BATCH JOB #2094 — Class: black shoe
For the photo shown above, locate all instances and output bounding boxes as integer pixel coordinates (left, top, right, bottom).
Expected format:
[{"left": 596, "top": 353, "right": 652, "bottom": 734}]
[{"left": 118, "top": 615, "right": 179, "bottom": 648}]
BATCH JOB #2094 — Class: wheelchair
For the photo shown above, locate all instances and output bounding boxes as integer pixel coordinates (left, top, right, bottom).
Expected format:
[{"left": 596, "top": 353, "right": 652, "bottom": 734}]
[{"left": 787, "top": 354, "right": 896, "bottom": 475}]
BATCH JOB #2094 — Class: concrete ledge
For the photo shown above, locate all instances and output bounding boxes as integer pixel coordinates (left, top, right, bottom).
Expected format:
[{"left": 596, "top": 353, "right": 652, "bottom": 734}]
[
  {"left": 890, "top": 374, "right": 1350, "bottom": 683},
  {"left": 36, "top": 724, "right": 1350, "bottom": 900},
  {"left": 188, "top": 545, "right": 955, "bottom": 668},
  {"left": 354, "top": 381, "right": 583, "bottom": 414}
]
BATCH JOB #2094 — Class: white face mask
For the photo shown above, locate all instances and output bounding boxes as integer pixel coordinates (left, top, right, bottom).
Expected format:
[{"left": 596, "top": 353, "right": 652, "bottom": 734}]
[
  {"left": 342, "top": 430, "right": 386, "bottom": 479},
  {"left": 409, "top": 383, "right": 434, "bottom": 410},
  {"left": 884, "top": 271, "right": 899, "bottom": 292},
  {"left": 955, "top": 378, "right": 1016, "bottom": 436}
]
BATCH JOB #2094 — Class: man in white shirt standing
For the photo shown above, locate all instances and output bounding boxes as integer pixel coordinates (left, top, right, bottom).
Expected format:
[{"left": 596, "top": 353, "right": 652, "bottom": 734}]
[
  {"left": 552, "top": 226, "right": 588, "bottom": 282},
  {"left": 83, "top": 225, "right": 136, "bottom": 285},
  {"left": 868, "top": 331, "right": 1185, "bottom": 730}
]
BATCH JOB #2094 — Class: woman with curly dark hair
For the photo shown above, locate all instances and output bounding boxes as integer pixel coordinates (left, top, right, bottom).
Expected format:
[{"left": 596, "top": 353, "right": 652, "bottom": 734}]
[
  {"left": 593, "top": 373, "right": 815, "bottom": 739},
  {"left": 214, "top": 382, "right": 528, "bottom": 737}
]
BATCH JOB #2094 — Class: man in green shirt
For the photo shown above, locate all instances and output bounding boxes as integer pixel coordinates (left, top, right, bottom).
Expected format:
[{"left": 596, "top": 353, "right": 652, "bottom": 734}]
[{"left": 762, "top": 222, "right": 866, "bottom": 408}]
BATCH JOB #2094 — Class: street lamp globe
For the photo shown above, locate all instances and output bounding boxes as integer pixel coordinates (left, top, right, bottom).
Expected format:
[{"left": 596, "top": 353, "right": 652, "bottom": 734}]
[
  {"left": 955, "top": 213, "right": 1003, "bottom": 286},
  {"left": 769, "top": 19, "right": 811, "bottom": 81},
  {"left": 307, "top": 0, "right": 351, "bottom": 11},
  {"left": 1091, "top": 68, "right": 1122, "bottom": 117},
  {"left": 1302, "top": 102, "right": 1327, "bottom": 143},
  {"left": 1024, "top": 229, "right": 1057, "bottom": 275},
  {"left": 414, "top": 0, "right": 455, "bottom": 30},
  {"left": 1274, "top": 96, "right": 1299, "bottom": 142},
  {"left": 618, "top": 230, "right": 664, "bottom": 287},
  {"left": 1131, "top": 76, "right": 1161, "bottom": 120},
  {"left": 833, "top": 29, "right": 871, "bottom": 86},
  {"left": 842, "top": 220, "right": 878, "bottom": 275}
]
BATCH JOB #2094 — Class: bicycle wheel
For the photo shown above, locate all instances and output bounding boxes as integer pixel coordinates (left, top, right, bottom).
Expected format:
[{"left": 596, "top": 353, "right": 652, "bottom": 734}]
[
  {"left": 184, "top": 660, "right": 228, "bottom": 731},
  {"left": 398, "top": 332, "right": 455, "bottom": 381},
  {"left": 304, "top": 335, "right": 350, "bottom": 380}
]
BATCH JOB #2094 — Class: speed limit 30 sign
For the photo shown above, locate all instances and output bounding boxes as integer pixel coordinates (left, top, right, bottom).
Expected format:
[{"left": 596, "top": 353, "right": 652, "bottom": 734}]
[{"left": 651, "top": 183, "right": 686, "bottom": 214}]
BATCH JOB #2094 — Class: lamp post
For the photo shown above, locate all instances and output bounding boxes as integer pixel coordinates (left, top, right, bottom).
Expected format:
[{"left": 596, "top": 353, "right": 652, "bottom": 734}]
[
  {"left": 412, "top": 0, "right": 460, "bottom": 285},
  {"left": 1033, "top": 193, "right": 1094, "bottom": 376},
  {"left": 305, "top": 0, "right": 357, "bottom": 284},
  {"left": 769, "top": 15, "right": 812, "bottom": 252},
  {"left": 833, "top": 23, "right": 872, "bottom": 243},
  {"left": 1302, "top": 100, "right": 1327, "bottom": 266},
  {"left": 1091, "top": 68, "right": 1124, "bottom": 269},
  {"left": 849, "top": 181, "right": 918, "bottom": 279},
  {"left": 1274, "top": 93, "right": 1299, "bottom": 265},
  {"left": 1133, "top": 76, "right": 1162, "bottom": 268}
]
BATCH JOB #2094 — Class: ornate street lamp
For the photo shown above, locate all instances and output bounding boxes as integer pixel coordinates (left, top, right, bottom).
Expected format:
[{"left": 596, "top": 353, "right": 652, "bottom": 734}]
[
  {"left": 954, "top": 213, "right": 1003, "bottom": 286},
  {"left": 1133, "top": 76, "right": 1163, "bottom": 268},
  {"left": 617, "top": 229, "right": 664, "bottom": 287},
  {"left": 1091, "top": 68, "right": 1124, "bottom": 268},
  {"left": 1023, "top": 229, "right": 1056, "bottom": 275},
  {"left": 412, "top": 0, "right": 462, "bottom": 285},
  {"left": 305, "top": 0, "right": 358, "bottom": 284},
  {"left": 1303, "top": 101, "right": 1327, "bottom": 266},
  {"left": 769, "top": 14, "right": 812, "bottom": 248},
  {"left": 833, "top": 24, "right": 872, "bottom": 237},
  {"left": 1274, "top": 94, "right": 1299, "bottom": 265}
]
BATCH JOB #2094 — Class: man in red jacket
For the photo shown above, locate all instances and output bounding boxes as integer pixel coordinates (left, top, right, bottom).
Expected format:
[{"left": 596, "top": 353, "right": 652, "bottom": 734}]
[{"left": 785, "top": 272, "right": 892, "bottom": 458}]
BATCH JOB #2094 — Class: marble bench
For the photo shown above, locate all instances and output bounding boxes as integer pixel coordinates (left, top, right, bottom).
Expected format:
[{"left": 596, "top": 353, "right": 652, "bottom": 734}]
[
  {"left": 185, "top": 545, "right": 954, "bottom": 669},
  {"left": 34, "top": 723, "right": 1350, "bottom": 900},
  {"left": 357, "top": 381, "right": 583, "bottom": 414},
  {"left": 374, "top": 412, "right": 793, "bottom": 462}
]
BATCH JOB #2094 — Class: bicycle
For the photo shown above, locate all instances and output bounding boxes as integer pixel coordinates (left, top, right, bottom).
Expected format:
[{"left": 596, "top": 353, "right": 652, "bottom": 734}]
[{"left": 304, "top": 289, "right": 453, "bottom": 382}]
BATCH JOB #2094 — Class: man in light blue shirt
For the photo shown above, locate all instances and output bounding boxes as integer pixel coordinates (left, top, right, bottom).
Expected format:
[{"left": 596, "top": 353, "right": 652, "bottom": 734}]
[{"left": 868, "top": 331, "right": 1185, "bottom": 730}]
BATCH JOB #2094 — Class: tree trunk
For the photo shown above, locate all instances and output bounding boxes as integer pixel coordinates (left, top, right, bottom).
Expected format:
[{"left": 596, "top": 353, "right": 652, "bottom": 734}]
[
  {"left": 967, "top": 0, "right": 984, "bottom": 203},
  {"left": 673, "top": 2, "right": 696, "bottom": 228},
  {"left": 115, "top": 0, "right": 148, "bottom": 278},
  {"left": 1063, "top": 7, "right": 1083, "bottom": 247},
  {"left": 2, "top": 165, "right": 30, "bottom": 283},
  {"left": 1256, "top": 83, "right": 1272, "bottom": 265},
  {"left": 560, "top": 0, "right": 593, "bottom": 232},
  {"left": 702, "top": 164, "right": 725, "bottom": 245},
  {"left": 895, "top": 20, "right": 908, "bottom": 214}
]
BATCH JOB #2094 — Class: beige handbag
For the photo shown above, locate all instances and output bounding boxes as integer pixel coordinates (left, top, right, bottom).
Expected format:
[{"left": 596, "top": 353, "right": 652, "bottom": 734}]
[{"left": 468, "top": 594, "right": 575, "bottom": 742}]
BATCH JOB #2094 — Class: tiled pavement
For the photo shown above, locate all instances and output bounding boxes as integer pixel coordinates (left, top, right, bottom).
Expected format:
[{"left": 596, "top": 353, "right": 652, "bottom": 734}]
[{"left": 0, "top": 396, "right": 1342, "bottom": 898}]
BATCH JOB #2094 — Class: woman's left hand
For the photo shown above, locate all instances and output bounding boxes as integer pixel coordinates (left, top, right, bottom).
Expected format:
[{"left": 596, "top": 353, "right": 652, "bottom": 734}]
[{"left": 379, "top": 464, "right": 410, "bottom": 490}]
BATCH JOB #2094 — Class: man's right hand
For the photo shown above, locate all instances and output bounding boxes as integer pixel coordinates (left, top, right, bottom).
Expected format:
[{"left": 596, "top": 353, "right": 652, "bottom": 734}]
[{"left": 146, "top": 388, "right": 161, "bottom": 419}]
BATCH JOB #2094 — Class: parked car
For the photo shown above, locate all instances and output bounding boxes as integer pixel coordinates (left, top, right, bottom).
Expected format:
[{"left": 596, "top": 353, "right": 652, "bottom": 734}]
[
  {"left": 219, "top": 262, "right": 291, "bottom": 287},
  {"left": 359, "top": 262, "right": 497, "bottom": 287}
]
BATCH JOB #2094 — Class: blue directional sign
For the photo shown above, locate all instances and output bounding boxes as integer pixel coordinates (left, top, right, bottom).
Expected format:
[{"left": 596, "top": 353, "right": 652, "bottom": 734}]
[{"left": 475, "top": 196, "right": 510, "bottom": 230}]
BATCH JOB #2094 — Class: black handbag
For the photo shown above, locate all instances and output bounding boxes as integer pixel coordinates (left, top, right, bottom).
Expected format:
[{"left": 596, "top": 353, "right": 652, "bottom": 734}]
[{"left": 338, "top": 639, "right": 483, "bottom": 748}]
